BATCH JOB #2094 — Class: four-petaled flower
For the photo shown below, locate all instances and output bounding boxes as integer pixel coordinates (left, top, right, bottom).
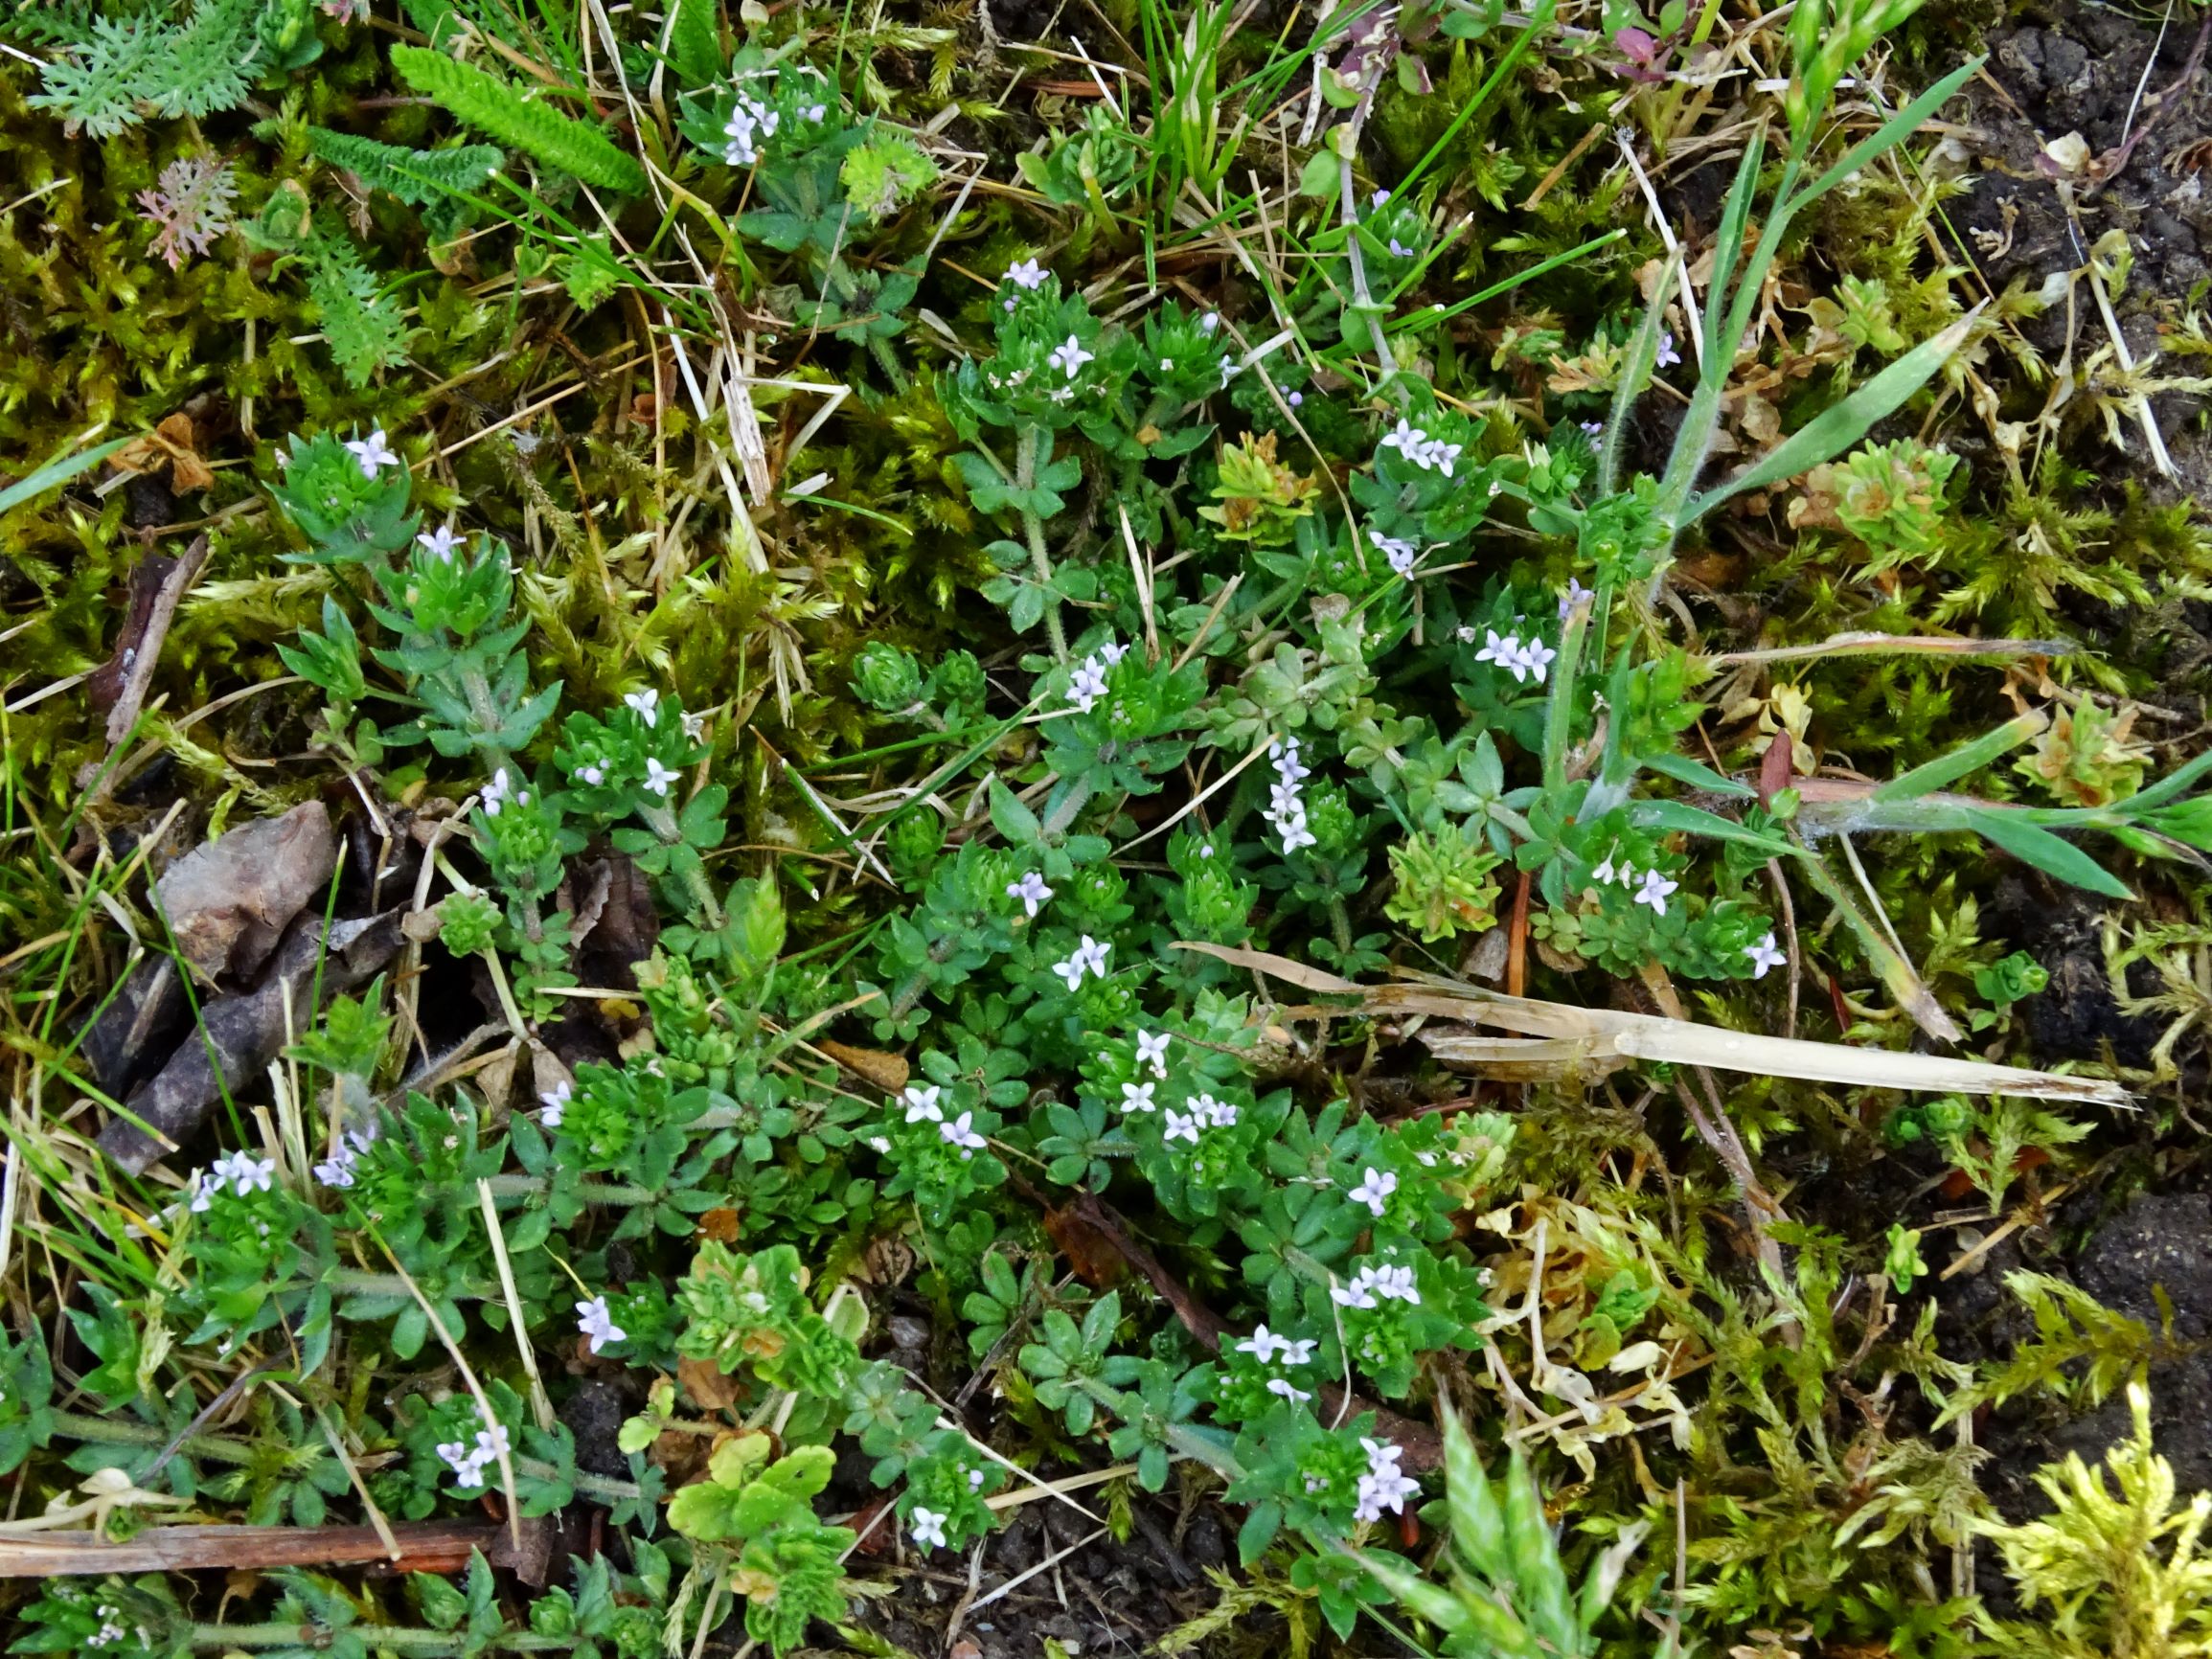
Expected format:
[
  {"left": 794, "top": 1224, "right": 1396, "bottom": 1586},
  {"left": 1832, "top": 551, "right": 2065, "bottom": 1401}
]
[
  {"left": 1047, "top": 335, "right": 1095, "bottom": 378},
  {"left": 1005, "top": 257, "right": 1047, "bottom": 290},
  {"left": 1655, "top": 330, "right": 1681, "bottom": 369},
  {"left": 576, "top": 1296, "right": 627, "bottom": 1354},
  {"left": 1745, "top": 932, "right": 1787, "bottom": 979},
  {"left": 939, "top": 1112, "right": 987, "bottom": 1155},
  {"left": 624, "top": 688, "right": 660, "bottom": 726},
  {"left": 1119, "top": 1080, "right": 1157, "bottom": 1114},
  {"left": 345, "top": 429, "right": 399, "bottom": 478},
  {"left": 642, "top": 758, "right": 679, "bottom": 797},
  {"left": 910, "top": 1506, "right": 948, "bottom": 1550},
  {"left": 1163, "top": 1108, "right": 1200, "bottom": 1145},
  {"left": 1633, "top": 868, "right": 1678, "bottom": 917},
  {"left": 1474, "top": 629, "right": 1520, "bottom": 673},
  {"left": 418, "top": 523, "right": 463, "bottom": 560},
  {"left": 1266, "top": 1377, "right": 1312, "bottom": 1403},
  {"left": 1067, "top": 659, "right": 1109, "bottom": 713},
  {"left": 901, "top": 1084, "right": 944, "bottom": 1124},
  {"left": 1134, "top": 1030, "right": 1171, "bottom": 1076},
  {"left": 1051, "top": 936, "right": 1111, "bottom": 991},
  {"left": 1516, "top": 639, "right": 1558, "bottom": 684},
  {"left": 1348, "top": 1166, "right": 1398, "bottom": 1217},
  {"left": 1590, "top": 845, "right": 1630, "bottom": 888},
  {"left": 1374, "top": 534, "right": 1418, "bottom": 578},
  {"left": 1354, "top": 1463, "right": 1419, "bottom": 1523},
  {"left": 1007, "top": 871, "right": 1053, "bottom": 918},
  {"left": 1235, "top": 1325, "right": 1293, "bottom": 1362}
]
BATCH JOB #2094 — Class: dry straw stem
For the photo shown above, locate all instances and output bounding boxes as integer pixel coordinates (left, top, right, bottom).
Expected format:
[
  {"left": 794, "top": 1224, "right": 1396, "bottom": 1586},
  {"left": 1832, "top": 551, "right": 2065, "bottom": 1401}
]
[{"left": 1174, "top": 943, "right": 2131, "bottom": 1107}]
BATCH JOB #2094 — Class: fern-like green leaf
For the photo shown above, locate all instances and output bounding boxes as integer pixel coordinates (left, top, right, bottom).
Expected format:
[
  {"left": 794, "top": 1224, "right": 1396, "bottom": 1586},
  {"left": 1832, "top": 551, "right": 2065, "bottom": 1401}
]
[
  {"left": 308, "top": 128, "right": 503, "bottom": 205},
  {"left": 665, "top": 0, "right": 721, "bottom": 87},
  {"left": 25, "top": 10, "right": 169, "bottom": 138},
  {"left": 389, "top": 44, "right": 647, "bottom": 195},
  {"left": 305, "top": 234, "right": 411, "bottom": 388},
  {"left": 148, "top": 0, "right": 258, "bottom": 118}
]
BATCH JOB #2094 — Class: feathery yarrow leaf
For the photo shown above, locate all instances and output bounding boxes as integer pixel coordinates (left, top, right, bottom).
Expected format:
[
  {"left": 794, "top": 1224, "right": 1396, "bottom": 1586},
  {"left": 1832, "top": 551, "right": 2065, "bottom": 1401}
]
[{"left": 389, "top": 44, "right": 648, "bottom": 195}]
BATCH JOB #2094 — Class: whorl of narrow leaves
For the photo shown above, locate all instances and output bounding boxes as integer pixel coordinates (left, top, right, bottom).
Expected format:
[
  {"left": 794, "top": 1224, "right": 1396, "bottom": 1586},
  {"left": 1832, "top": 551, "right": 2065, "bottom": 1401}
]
[
  {"left": 307, "top": 127, "right": 504, "bottom": 208},
  {"left": 389, "top": 45, "right": 648, "bottom": 196}
]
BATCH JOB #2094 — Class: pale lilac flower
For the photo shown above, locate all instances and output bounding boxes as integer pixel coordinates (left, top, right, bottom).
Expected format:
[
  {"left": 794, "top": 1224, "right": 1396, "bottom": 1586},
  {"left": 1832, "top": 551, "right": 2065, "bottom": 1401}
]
[
  {"left": 1348, "top": 1167, "right": 1397, "bottom": 1217},
  {"left": 1579, "top": 420, "right": 1604, "bottom": 437},
  {"left": 1354, "top": 1465, "right": 1419, "bottom": 1523},
  {"left": 1374, "top": 1264, "right": 1421, "bottom": 1304},
  {"left": 1067, "top": 657, "right": 1109, "bottom": 713},
  {"left": 625, "top": 688, "right": 660, "bottom": 726},
  {"left": 1263, "top": 738, "right": 1317, "bottom": 854},
  {"left": 1558, "top": 576, "right": 1592, "bottom": 620},
  {"left": 540, "top": 1080, "right": 570, "bottom": 1127},
  {"left": 968, "top": 1467, "right": 986, "bottom": 1491},
  {"left": 1119, "top": 1080, "right": 1157, "bottom": 1115},
  {"left": 1163, "top": 1108, "right": 1200, "bottom": 1145},
  {"left": 1514, "top": 639, "right": 1558, "bottom": 684},
  {"left": 911, "top": 1506, "right": 948, "bottom": 1550},
  {"left": 1052, "top": 946, "right": 1093, "bottom": 991},
  {"left": 418, "top": 523, "right": 463, "bottom": 559},
  {"left": 1005, "top": 257, "right": 1048, "bottom": 290},
  {"left": 902, "top": 1084, "right": 944, "bottom": 1125},
  {"left": 1080, "top": 937, "right": 1111, "bottom": 976},
  {"left": 642, "top": 758, "right": 679, "bottom": 797},
  {"left": 1474, "top": 630, "right": 1521, "bottom": 673},
  {"left": 1266, "top": 1377, "right": 1312, "bottom": 1404},
  {"left": 1279, "top": 1337, "right": 1317, "bottom": 1365},
  {"left": 1590, "top": 845, "right": 1626, "bottom": 887},
  {"left": 1236, "top": 1325, "right": 1291, "bottom": 1362},
  {"left": 577, "top": 1296, "right": 627, "bottom": 1354},
  {"left": 1388, "top": 238, "right": 1410, "bottom": 258},
  {"left": 1288, "top": 391, "right": 1304, "bottom": 407},
  {"left": 1374, "top": 534, "right": 1418, "bottom": 578},
  {"left": 1047, "top": 335, "right": 1094, "bottom": 378},
  {"left": 1633, "top": 868, "right": 1678, "bottom": 917},
  {"left": 1195, "top": 1093, "right": 1239, "bottom": 1128},
  {"left": 345, "top": 429, "right": 399, "bottom": 478},
  {"left": 1135, "top": 1030, "right": 1171, "bottom": 1076},
  {"left": 574, "top": 761, "right": 605, "bottom": 786},
  {"left": 1008, "top": 871, "right": 1053, "bottom": 918},
  {"left": 188, "top": 1170, "right": 216, "bottom": 1213},
  {"left": 436, "top": 1439, "right": 478, "bottom": 1481},
  {"left": 1370, "top": 189, "right": 1390, "bottom": 208},
  {"left": 1361, "top": 1437, "right": 1402, "bottom": 1474},
  {"left": 1097, "top": 639, "right": 1129, "bottom": 666},
  {"left": 1199, "top": 311, "right": 1220, "bottom": 333},
  {"left": 473, "top": 1423, "right": 511, "bottom": 1466},
  {"left": 1330, "top": 1272, "right": 1378, "bottom": 1310},
  {"left": 313, "top": 1145, "right": 358, "bottom": 1189},
  {"left": 1746, "top": 932, "right": 1787, "bottom": 979},
  {"left": 680, "top": 708, "right": 709, "bottom": 742},
  {"left": 1378, "top": 419, "right": 1428, "bottom": 462},
  {"left": 1655, "top": 330, "right": 1681, "bottom": 369},
  {"left": 940, "top": 1113, "right": 987, "bottom": 1155}
]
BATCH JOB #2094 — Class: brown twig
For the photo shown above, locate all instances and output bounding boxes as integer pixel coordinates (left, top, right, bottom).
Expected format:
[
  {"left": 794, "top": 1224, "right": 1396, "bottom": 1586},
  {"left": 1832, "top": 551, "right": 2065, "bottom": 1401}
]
[{"left": 0, "top": 1518, "right": 542, "bottom": 1579}]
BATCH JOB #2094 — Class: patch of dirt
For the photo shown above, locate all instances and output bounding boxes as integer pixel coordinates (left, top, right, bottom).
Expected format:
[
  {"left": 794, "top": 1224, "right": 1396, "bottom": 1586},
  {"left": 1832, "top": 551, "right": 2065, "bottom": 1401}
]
[
  {"left": 853, "top": 1489, "right": 1228, "bottom": 1659},
  {"left": 1961, "top": 5, "right": 2212, "bottom": 497},
  {"left": 1986, "top": 876, "right": 2162, "bottom": 1066}
]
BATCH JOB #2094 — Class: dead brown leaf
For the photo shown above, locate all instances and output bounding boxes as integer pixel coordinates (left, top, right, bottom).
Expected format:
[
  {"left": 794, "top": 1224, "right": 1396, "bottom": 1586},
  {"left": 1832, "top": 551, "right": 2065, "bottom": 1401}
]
[{"left": 816, "top": 1039, "right": 908, "bottom": 1094}]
